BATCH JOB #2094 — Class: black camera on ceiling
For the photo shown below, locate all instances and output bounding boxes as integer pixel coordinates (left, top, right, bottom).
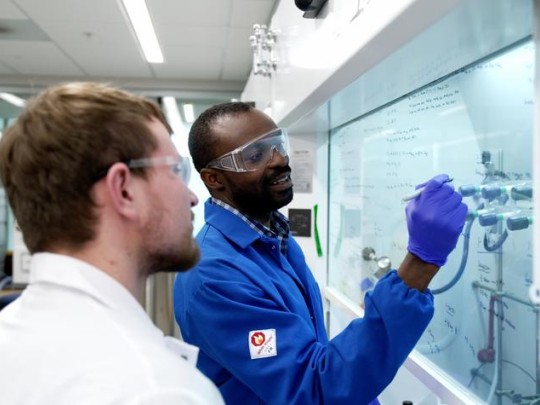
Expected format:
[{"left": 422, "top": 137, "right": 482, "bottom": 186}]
[{"left": 295, "top": 0, "right": 328, "bottom": 19}]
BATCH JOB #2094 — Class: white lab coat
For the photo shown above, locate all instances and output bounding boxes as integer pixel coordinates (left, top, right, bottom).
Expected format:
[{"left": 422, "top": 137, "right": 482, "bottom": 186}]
[{"left": 0, "top": 253, "right": 223, "bottom": 405}]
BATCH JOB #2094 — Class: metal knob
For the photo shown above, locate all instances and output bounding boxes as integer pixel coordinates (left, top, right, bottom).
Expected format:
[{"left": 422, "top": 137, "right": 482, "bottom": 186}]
[{"left": 362, "top": 246, "right": 391, "bottom": 275}]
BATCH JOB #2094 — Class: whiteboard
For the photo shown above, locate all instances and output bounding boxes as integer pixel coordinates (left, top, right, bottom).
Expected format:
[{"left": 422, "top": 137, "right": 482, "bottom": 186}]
[{"left": 327, "top": 40, "right": 537, "bottom": 403}]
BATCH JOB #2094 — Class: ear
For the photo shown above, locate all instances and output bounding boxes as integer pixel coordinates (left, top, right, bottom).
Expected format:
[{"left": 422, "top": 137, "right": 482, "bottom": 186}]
[
  {"left": 200, "top": 168, "right": 226, "bottom": 192},
  {"left": 104, "top": 163, "right": 139, "bottom": 219}
]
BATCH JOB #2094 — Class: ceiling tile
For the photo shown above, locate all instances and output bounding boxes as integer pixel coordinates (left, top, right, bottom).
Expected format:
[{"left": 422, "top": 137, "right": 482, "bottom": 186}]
[
  {"left": 149, "top": 0, "right": 233, "bottom": 26},
  {"left": 0, "top": 41, "right": 84, "bottom": 75},
  {"left": 14, "top": 0, "right": 125, "bottom": 23},
  {"left": 157, "top": 24, "right": 227, "bottom": 48},
  {"left": 222, "top": 58, "right": 251, "bottom": 81},
  {"left": 231, "top": 0, "right": 276, "bottom": 28},
  {"left": 225, "top": 27, "right": 253, "bottom": 61},
  {"left": 36, "top": 20, "right": 152, "bottom": 77},
  {"left": 222, "top": 27, "right": 253, "bottom": 81},
  {"left": 38, "top": 20, "right": 135, "bottom": 48},
  {"left": 153, "top": 45, "right": 223, "bottom": 80},
  {"left": 0, "top": 18, "right": 50, "bottom": 41},
  {"left": 0, "top": 0, "right": 27, "bottom": 19}
]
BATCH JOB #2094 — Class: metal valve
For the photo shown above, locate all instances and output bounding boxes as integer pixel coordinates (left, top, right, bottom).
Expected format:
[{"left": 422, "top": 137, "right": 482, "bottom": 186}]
[{"left": 362, "top": 247, "right": 391, "bottom": 277}]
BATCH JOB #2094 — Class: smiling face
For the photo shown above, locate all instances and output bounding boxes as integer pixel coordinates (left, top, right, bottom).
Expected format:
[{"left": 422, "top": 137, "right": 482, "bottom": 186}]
[
  {"left": 207, "top": 109, "right": 294, "bottom": 223},
  {"left": 141, "top": 118, "right": 200, "bottom": 273}
]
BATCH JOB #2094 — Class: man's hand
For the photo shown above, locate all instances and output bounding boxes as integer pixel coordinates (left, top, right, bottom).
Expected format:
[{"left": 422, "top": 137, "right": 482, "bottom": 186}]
[{"left": 406, "top": 174, "right": 468, "bottom": 267}]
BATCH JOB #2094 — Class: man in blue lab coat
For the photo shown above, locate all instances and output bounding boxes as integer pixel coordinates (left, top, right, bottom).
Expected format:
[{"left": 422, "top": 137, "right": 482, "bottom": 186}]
[{"left": 173, "top": 102, "right": 467, "bottom": 404}]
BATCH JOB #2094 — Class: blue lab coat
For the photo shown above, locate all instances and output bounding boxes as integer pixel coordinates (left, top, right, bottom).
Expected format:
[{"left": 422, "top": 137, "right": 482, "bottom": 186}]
[{"left": 174, "top": 199, "right": 434, "bottom": 404}]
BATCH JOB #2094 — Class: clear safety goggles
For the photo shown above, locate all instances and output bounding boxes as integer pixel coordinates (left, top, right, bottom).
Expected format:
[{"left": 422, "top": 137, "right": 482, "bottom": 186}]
[
  {"left": 128, "top": 155, "right": 191, "bottom": 184},
  {"left": 93, "top": 155, "right": 191, "bottom": 184},
  {"left": 206, "top": 128, "right": 290, "bottom": 172}
]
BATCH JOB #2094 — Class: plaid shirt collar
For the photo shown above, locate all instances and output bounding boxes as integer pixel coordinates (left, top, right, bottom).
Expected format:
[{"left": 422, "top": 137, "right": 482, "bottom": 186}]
[{"left": 211, "top": 197, "right": 289, "bottom": 255}]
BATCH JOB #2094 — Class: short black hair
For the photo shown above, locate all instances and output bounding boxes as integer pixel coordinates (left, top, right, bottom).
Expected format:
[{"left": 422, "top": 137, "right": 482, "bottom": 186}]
[{"left": 188, "top": 101, "right": 254, "bottom": 172}]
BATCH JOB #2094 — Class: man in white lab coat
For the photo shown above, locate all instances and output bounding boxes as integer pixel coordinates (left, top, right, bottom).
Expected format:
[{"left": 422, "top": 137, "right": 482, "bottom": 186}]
[{"left": 0, "top": 82, "right": 223, "bottom": 404}]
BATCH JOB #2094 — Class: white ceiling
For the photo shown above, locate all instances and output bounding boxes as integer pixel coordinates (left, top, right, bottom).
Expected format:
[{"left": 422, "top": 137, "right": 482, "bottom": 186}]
[{"left": 0, "top": 0, "right": 278, "bottom": 99}]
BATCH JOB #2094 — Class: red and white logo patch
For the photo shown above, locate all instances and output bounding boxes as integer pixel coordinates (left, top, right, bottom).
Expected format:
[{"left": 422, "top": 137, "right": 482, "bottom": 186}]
[{"left": 248, "top": 329, "right": 277, "bottom": 359}]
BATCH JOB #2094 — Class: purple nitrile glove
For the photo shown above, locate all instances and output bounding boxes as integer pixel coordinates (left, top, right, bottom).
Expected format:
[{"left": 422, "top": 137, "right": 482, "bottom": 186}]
[{"left": 405, "top": 174, "right": 468, "bottom": 267}]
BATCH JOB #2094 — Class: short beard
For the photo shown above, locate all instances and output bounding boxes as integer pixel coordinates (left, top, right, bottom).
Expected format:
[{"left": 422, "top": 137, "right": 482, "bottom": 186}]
[
  {"left": 145, "top": 244, "right": 200, "bottom": 275},
  {"left": 141, "top": 193, "right": 200, "bottom": 275},
  {"left": 228, "top": 168, "right": 294, "bottom": 218}
]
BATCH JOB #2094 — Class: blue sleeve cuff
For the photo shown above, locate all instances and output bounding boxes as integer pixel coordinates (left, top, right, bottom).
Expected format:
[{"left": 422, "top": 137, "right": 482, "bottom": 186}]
[{"left": 364, "top": 270, "right": 434, "bottom": 348}]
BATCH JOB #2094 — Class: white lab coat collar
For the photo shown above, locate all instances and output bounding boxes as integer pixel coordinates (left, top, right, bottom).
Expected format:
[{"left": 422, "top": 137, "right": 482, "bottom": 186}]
[
  {"left": 29, "top": 252, "right": 199, "bottom": 365},
  {"left": 30, "top": 252, "right": 145, "bottom": 315}
]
